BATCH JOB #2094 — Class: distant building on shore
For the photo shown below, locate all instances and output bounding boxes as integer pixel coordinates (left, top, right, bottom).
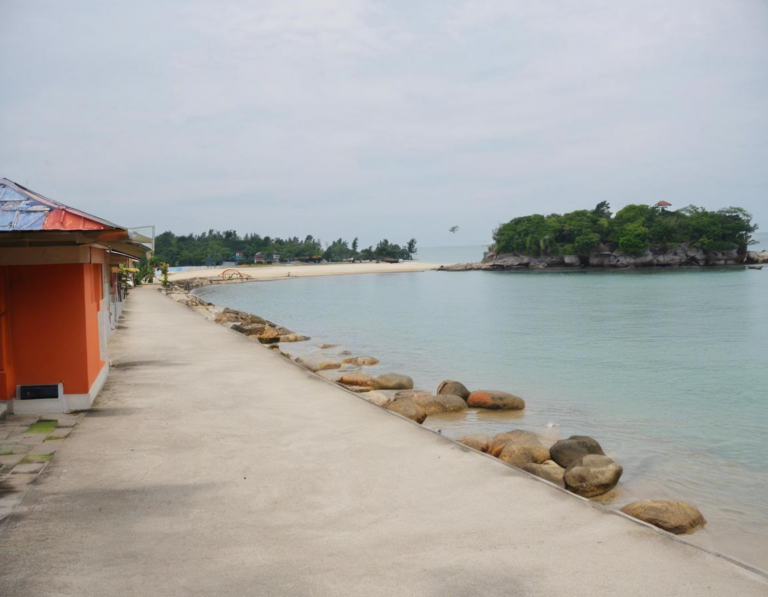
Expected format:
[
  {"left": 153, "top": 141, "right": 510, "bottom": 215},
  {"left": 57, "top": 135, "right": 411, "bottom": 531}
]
[{"left": 0, "top": 178, "right": 150, "bottom": 414}]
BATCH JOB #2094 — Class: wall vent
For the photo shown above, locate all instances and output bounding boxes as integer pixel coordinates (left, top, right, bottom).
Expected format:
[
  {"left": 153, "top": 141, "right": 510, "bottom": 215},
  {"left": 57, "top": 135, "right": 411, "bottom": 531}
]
[{"left": 18, "top": 385, "right": 60, "bottom": 400}]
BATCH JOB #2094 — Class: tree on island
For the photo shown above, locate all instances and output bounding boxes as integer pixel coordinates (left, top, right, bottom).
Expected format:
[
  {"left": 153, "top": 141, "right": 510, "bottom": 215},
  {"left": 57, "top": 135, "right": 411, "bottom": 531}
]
[
  {"left": 492, "top": 202, "right": 757, "bottom": 257},
  {"left": 154, "top": 230, "right": 418, "bottom": 266}
]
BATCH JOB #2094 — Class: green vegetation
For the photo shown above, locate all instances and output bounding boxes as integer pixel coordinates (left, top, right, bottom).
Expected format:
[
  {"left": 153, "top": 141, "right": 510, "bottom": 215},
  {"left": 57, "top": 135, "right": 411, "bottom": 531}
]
[
  {"left": 154, "top": 230, "right": 417, "bottom": 266},
  {"left": 25, "top": 420, "right": 58, "bottom": 435},
  {"left": 492, "top": 202, "right": 757, "bottom": 257},
  {"left": 20, "top": 454, "right": 54, "bottom": 464}
]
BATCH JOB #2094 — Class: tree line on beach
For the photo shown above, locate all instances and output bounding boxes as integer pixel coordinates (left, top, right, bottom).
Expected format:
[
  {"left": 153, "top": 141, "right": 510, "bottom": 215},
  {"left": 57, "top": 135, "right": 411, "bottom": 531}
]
[
  {"left": 492, "top": 202, "right": 758, "bottom": 258},
  {"left": 154, "top": 230, "right": 417, "bottom": 266}
]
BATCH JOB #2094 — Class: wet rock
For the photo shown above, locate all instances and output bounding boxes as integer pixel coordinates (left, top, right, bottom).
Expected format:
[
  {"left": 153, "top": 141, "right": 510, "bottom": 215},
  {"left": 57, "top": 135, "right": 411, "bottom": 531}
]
[
  {"left": 341, "top": 356, "right": 380, "bottom": 366},
  {"left": 550, "top": 436, "right": 605, "bottom": 469},
  {"left": 459, "top": 434, "right": 491, "bottom": 452},
  {"left": 564, "top": 455, "right": 623, "bottom": 498},
  {"left": 522, "top": 461, "right": 565, "bottom": 486},
  {"left": 436, "top": 380, "right": 471, "bottom": 401},
  {"left": 337, "top": 373, "right": 374, "bottom": 388},
  {"left": 620, "top": 500, "right": 706, "bottom": 534},
  {"left": 488, "top": 430, "right": 540, "bottom": 458},
  {"left": 432, "top": 394, "right": 468, "bottom": 412},
  {"left": 317, "top": 343, "right": 338, "bottom": 349},
  {"left": 386, "top": 399, "right": 427, "bottom": 424},
  {"left": 467, "top": 390, "right": 525, "bottom": 410},
  {"left": 372, "top": 373, "right": 414, "bottom": 391}
]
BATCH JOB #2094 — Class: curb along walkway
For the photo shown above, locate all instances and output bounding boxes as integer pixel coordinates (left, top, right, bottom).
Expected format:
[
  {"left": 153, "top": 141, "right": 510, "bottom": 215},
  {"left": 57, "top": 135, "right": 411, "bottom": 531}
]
[{"left": 0, "top": 286, "right": 766, "bottom": 596}]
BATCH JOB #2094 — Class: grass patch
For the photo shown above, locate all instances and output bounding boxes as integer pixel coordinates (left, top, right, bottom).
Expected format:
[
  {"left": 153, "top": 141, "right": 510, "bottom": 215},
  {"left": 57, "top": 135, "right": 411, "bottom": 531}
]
[
  {"left": 25, "top": 420, "right": 58, "bottom": 435},
  {"left": 45, "top": 436, "right": 66, "bottom": 441},
  {"left": 20, "top": 454, "right": 53, "bottom": 464},
  {"left": 0, "top": 449, "right": 13, "bottom": 456}
]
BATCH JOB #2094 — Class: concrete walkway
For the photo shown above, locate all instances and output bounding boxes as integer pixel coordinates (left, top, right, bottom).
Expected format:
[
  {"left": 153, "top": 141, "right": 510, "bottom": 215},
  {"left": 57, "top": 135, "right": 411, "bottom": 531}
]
[{"left": 1, "top": 287, "right": 766, "bottom": 596}]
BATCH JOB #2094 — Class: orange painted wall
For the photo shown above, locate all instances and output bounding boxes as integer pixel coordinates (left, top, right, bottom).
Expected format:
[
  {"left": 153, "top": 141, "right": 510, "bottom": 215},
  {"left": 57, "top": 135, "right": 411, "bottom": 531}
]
[
  {"left": 0, "top": 267, "right": 15, "bottom": 400},
  {"left": 0, "top": 263, "right": 105, "bottom": 400}
]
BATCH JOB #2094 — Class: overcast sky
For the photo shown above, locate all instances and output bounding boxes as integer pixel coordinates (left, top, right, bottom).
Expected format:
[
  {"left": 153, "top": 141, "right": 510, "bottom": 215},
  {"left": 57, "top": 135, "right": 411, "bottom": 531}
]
[{"left": 2, "top": 0, "right": 766, "bottom": 248}]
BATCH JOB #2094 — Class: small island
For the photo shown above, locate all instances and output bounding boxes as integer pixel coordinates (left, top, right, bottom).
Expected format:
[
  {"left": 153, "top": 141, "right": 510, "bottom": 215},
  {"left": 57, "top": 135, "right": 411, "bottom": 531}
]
[{"left": 442, "top": 201, "right": 767, "bottom": 270}]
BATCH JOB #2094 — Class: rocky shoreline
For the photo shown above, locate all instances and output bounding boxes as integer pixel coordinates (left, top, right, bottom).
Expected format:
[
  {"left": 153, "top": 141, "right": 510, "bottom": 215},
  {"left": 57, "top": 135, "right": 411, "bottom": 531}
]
[
  {"left": 439, "top": 245, "right": 768, "bottom": 272},
  {"left": 161, "top": 277, "right": 708, "bottom": 537}
]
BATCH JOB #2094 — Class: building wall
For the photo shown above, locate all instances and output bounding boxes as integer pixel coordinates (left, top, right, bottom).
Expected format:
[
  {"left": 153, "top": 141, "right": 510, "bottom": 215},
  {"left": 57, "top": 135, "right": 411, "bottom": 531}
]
[{"left": 0, "top": 262, "right": 106, "bottom": 401}]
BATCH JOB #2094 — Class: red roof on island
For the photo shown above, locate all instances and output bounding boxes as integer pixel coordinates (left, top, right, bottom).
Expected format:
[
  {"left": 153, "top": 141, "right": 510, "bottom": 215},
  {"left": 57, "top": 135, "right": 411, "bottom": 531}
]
[{"left": 655, "top": 200, "right": 672, "bottom": 207}]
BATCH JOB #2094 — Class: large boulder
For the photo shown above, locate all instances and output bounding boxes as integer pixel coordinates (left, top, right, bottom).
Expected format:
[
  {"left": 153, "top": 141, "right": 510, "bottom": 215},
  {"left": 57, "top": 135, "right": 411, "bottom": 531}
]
[
  {"left": 498, "top": 435, "right": 550, "bottom": 468},
  {"left": 342, "top": 356, "right": 380, "bottom": 366},
  {"left": 459, "top": 434, "right": 490, "bottom": 452},
  {"left": 620, "top": 500, "right": 706, "bottom": 535},
  {"left": 386, "top": 399, "right": 426, "bottom": 424},
  {"left": 407, "top": 394, "right": 450, "bottom": 416},
  {"left": 564, "top": 455, "right": 623, "bottom": 498},
  {"left": 523, "top": 460, "right": 565, "bottom": 486},
  {"left": 746, "top": 251, "right": 768, "bottom": 264},
  {"left": 467, "top": 390, "right": 525, "bottom": 411},
  {"left": 432, "top": 394, "right": 468, "bottom": 412},
  {"left": 436, "top": 380, "right": 471, "bottom": 401},
  {"left": 488, "top": 430, "right": 540, "bottom": 458},
  {"left": 372, "top": 373, "right": 414, "bottom": 391},
  {"left": 550, "top": 436, "right": 605, "bottom": 469},
  {"left": 337, "top": 373, "right": 374, "bottom": 388}
]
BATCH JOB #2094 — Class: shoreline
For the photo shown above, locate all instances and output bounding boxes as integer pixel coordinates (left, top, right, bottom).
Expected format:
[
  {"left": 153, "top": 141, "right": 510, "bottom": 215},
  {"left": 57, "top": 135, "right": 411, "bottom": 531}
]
[
  {"left": 168, "top": 261, "right": 446, "bottom": 282},
  {"left": 163, "top": 272, "right": 768, "bottom": 576}
]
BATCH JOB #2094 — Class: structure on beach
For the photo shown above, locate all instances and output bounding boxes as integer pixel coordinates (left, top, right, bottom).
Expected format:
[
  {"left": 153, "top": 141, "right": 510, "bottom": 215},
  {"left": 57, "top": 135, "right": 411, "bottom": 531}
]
[{"left": 0, "top": 178, "right": 150, "bottom": 414}]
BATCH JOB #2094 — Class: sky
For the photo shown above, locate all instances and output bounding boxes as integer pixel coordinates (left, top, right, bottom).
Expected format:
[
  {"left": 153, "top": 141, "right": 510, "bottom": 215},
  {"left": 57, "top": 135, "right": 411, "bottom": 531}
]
[{"left": 1, "top": 0, "right": 767, "bottom": 248}]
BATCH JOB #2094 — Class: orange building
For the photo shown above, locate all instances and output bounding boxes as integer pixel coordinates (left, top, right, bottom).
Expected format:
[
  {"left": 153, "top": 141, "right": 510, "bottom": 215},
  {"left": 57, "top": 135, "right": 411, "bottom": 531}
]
[{"left": 0, "top": 178, "right": 149, "bottom": 414}]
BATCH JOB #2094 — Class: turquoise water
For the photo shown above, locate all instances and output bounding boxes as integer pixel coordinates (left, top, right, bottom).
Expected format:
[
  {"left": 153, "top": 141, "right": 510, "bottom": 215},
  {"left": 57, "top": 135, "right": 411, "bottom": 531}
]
[{"left": 195, "top": 264, "right": 768, "bottom": 570}]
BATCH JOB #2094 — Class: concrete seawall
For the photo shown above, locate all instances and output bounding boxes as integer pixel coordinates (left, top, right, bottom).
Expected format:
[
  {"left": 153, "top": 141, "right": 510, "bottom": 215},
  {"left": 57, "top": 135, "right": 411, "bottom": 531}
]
[{"left": 0, "top": 286, "right": 766, "bottom": 596}]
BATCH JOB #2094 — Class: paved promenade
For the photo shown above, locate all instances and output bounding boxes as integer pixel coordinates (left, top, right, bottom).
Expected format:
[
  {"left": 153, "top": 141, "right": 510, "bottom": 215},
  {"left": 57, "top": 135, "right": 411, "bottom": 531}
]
[{"left": 1, "top": 286, "right": 766, "bottom": 596}]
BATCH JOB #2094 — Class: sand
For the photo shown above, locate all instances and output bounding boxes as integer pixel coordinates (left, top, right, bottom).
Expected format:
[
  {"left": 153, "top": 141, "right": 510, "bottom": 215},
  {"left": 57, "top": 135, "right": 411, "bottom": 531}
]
[{"left": 168, "top": 261, "right": 444, "bottom": 281}]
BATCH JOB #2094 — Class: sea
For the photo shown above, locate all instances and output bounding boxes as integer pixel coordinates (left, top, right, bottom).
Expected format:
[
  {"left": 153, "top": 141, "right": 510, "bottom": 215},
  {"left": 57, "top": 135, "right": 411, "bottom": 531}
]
[{"left": 194, "top": 235, "right": 768, "bottom": 571}]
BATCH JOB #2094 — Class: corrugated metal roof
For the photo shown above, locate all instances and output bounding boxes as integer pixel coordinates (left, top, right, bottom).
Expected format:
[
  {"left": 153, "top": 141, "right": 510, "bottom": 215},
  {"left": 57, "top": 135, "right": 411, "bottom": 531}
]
[{"left": 0, "top": 178, "right": 122, "bottom": 232}]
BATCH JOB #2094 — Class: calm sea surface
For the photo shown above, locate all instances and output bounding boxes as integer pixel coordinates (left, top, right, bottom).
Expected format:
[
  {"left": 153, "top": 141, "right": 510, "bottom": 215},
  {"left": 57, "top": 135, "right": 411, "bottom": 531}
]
[{"left": 195, "top": 243, "right": 768, "bottom": 570}]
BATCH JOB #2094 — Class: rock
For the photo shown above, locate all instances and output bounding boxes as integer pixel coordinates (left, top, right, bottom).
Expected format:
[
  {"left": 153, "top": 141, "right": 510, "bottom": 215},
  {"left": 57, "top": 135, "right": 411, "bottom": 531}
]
[
  {"left": 341, "top": 356, "right": 380, "bottom": 366},
  {"left": 337, "top": 373, "right": 374, "bottom": 388},
  {"left": 317, "top": 343, "right": 338, "bottom": 349},
  {"left": 345, "top": 385, "right": 372, "bottom": 393},
  {"left": 279, "top": 333, "right": 310, "bottom": 342},
  {"left": 432, "top": 394, "right": 468, "bottom": 412},
  {"left": 436, "top": 380, "right": 470, "bottom": 400},
  {"left": 363, "top": 391, "right": 393, "bottom": 407},
  {"left": 498, "top": 434, "right": 550, "bottom": 468},
  {"left": 620, "top": 500, "right": 706, "bottom": 535},
  {"left": 459, "top": 434, "right": 490, "bottom": 452},
  {"left": 488, "top": 430, "right": 541, "bottom": 458},
  {"left": 394, "top": 389, "right": 431, "bottom": 401},
  {"left": 563, "top": 255, "right": 581, "bottom": 267},
  {"left": 550, "top": 436, "right": 606, "bottom": 469},
  {"left": 522, "top": 461, "right": 565, "bottom": 486},
  {"left": 258, "top": 327, "right": 281, "bottom": 344},
  {"left": 746, "top": 251, "right": 768, "bottom": 264},
  {"left": 406, "top": 394, "right": 449, "bottom": 416},
  {"left": 563, "top": 455, "right": 623, "bottom": 498},
  {"left": 372, "top": 373, "right": 414, "bottom": 390},
  {"left": 231, "top": 322, "right": 267, "bottom": 336},
  {"left": 295, "top": 357, "right": 342, "bottom": 372},
  {"left": 386, "top": 399, "right": 427, "bottom": 424},
  {"left": 467, "top": 390, "right": 525, "bottom": 410}
]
